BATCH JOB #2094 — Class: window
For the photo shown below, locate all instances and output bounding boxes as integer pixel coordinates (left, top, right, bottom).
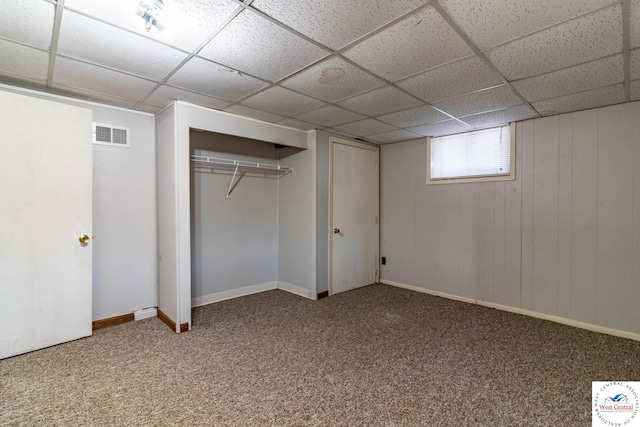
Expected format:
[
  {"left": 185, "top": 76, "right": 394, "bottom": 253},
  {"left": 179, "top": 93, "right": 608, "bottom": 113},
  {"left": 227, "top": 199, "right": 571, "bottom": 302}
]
[{"left": 427, "top": 124, "right": 515, "bottom": 184}]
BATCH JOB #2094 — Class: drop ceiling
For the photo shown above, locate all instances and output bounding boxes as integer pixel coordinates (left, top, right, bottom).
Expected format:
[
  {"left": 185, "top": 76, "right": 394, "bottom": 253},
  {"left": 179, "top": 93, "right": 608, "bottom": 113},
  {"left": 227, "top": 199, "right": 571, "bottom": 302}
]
[{"left": 0, "top": 0, "right": 636, "bottom": 144}]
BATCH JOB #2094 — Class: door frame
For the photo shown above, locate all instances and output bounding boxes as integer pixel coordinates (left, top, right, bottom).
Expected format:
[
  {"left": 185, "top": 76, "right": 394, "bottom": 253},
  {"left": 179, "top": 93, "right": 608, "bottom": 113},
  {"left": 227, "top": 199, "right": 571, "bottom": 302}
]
[{"left": 328, "top": 136, "right": 380, "bottom": 296}]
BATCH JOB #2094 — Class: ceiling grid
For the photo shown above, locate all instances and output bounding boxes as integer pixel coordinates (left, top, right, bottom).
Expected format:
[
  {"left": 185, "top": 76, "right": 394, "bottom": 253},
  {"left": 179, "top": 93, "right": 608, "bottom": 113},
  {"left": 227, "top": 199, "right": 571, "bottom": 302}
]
[
  {"left": 0, "top": 0, "right": 634, "bottom": 143},
  {"left": 623, "top": 0, "right": 632, "bottom": 102},
  {"left": 133, "top": 4, "right": 249, "bottom": 108},
  {"left": 430, "top": 1, "right": 540, "bottom": 120},
  {"left": 45, "top": 0, "right": 65, "bottom": 90}
]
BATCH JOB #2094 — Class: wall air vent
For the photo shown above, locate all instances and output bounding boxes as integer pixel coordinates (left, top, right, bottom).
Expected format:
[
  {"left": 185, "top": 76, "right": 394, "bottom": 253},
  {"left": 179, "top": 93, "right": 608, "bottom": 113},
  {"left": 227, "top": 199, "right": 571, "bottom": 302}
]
[{"left": 92, "top": 123, "right": 130, "bottom": 148}]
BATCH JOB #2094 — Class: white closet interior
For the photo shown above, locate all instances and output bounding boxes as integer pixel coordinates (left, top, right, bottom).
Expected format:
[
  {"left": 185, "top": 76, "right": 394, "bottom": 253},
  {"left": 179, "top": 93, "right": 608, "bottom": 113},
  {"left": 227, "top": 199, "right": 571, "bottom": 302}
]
[
  {"left": 156, "top": 101, "right": 318, "bottom": 331},
  {"left": 190, "top": 130, "right": 299, "bottom": 306}
]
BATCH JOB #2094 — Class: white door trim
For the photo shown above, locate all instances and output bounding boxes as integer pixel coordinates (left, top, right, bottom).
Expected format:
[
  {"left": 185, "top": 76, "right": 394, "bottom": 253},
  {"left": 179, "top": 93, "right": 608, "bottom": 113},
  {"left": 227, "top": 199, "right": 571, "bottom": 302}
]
[{"left": 328, "top": 136, "right": 380, "bottom": 296}]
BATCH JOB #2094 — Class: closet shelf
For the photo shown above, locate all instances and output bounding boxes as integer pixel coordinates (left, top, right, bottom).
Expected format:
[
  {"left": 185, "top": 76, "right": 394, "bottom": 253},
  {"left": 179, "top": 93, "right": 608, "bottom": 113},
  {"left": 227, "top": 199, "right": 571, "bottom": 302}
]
[
  {"left": 190, "top": 155, "right": 292, "bottom": 177},
  {"left": 190, "top": 155, "right": 292, "bottom": 199}
]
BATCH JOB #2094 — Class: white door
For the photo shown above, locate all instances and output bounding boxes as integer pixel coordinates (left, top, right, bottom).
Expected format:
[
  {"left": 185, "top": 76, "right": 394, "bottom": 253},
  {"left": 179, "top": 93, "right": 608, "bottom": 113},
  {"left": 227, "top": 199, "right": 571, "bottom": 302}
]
[
  {"left": 0, "top": 90, "right": 93, "bottom": 359},
  {"left": 331, "top": 139, "right": 379, "bottom": 295}
]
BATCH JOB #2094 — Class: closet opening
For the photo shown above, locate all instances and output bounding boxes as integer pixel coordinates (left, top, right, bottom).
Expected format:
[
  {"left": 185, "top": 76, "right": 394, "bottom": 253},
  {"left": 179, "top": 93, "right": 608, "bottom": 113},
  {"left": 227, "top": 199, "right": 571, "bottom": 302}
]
[{"left": 189, "top": 129, "right": 303, "bottom": 324}]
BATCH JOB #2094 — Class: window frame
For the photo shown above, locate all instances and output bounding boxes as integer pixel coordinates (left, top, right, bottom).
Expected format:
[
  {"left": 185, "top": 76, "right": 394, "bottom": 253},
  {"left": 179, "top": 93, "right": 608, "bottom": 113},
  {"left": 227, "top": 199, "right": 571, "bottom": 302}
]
[{"left": 426, "top": 123, "right": 516, "bottom": 185}]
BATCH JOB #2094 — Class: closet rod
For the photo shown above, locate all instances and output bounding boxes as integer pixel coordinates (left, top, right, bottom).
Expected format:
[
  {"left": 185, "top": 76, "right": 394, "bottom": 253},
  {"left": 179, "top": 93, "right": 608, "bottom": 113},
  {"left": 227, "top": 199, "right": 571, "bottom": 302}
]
[
  {"left": 190, "top": 155, "right": 292, "bottom": 175},
  {"left": 190, "top": 155, "right": 292, "bottom": 199}
]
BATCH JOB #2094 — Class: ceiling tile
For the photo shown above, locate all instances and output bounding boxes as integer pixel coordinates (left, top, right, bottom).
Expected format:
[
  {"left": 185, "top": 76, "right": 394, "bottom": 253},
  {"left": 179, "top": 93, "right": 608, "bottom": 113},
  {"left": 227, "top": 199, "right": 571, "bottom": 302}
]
[
  {"left": 532, "top": 84, "right": 625, "bottom": 115},
  {"left": 322, "top": 128, "right": 364, "bottom": 141},
  {"left": 251, "top": 0, "right": 425, "bottom": 50},
  {"left": 280, "top": 56, "right": 385, "bottom": 103},
  {"left": 0, "top": 75, "right": 47, "bottom": 92},
  {"left": 50, "top": 85, "right": 137, "bottom": 110},
  {"left": 397, "top": 55, "right": 502, "bottom": 103},
  {"left": 275, "top": 118, "right": 317, "bottom": 131},
  {"left": 337, "top": 85, "right": 423, "bottom": 116},
  {"left": 145, "top": 85, "right": 230, "bottom": 111},
  {"left": 241, "top": 86, "right": 325, "bottom": 117},
  {"left": 334, "top": 119, "right": 397, "bottom": 136},
  {"left": 486, "top": 5, "right": 623, "bottom": 81},
  {"left": 631, "top": 80, "right": 640, "bottom": 101},
  {"left": 343, "top": 6, "right": 472, "bottom": 81},
  {"left": 0, "top": 0, "right": 54, "bottom": 50},
  {"left": 512, "top": 55, "right": 624, "bottom": 103},
  {"left": 323, "top": 128, "right": 358, "bottom": 139},
  {"left": 630, "top": 0, "right": 640, "bottom": 49},
  {"left": 58, "top": 11, "right": 188, "bottom": 81},
  {"left": 367, "top": 129, "right": 423, "bottom": 144},
  {"left": 434, "top": 85, "right": 522, "bottom": 117},
  {"left": 224, "top": 105, "right": 284, "bottom": 123},
  {"left": 378, "top": 105, "right": 449, "bottom": 128},
  {"left": 167, "top": 57, "right": 268, "bottom": 101},
  {"left": 439, "top": 0, "right": 614, "bottom": 50},
  {"left": 631, "top": 49, "right": 640, "bottom": 80},
  {"left": 462, "top": 104, "right": 538, "bottom": 128},
  {"left": 52, "top": 57, "right": 157, "bottom": 102},
  {"left": 198, "top": 10, "right": 327, "bottom": 82},
  {"left": 407, "top": 120, "right": 473, "bottom": 137},
  {"left": 0, "top": 39, "right": 49, "bottom": 81},
  {"left": 64, "top": 0, "right": 239, "bottom": 51},
  {"left": 135, "top": 104, "right": 162, "bottom": 114},
  {"left": 294, "top": 105, "right": 366, "bottom": 128}
]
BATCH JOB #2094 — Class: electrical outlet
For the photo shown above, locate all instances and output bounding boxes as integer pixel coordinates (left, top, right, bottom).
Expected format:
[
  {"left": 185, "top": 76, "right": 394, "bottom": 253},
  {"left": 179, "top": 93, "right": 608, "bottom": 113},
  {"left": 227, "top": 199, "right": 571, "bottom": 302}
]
[{"left": 381, "top": 257, "right": 386, "bottom": 265}]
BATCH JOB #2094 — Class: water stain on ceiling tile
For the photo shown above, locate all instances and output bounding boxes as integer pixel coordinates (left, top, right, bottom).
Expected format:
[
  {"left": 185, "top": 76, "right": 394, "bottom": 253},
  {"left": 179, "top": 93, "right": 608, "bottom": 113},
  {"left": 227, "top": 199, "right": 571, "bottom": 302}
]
[{"left": 319, "top": 68, "right": 346, "bottom": 85}]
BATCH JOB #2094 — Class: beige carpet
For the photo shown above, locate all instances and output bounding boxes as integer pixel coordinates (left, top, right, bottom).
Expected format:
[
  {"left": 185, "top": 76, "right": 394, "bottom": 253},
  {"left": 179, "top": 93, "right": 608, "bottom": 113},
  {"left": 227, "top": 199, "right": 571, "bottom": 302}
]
[{"left": 1, "top": 284, "right": 639, "bottom": 426}]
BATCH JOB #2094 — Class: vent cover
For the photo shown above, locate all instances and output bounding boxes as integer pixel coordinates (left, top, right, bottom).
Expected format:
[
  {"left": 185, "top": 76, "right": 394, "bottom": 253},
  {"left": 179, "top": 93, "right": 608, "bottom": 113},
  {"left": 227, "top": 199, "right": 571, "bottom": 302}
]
[{"left": 92, "top": 123, "right": 130, "bottom": 147}]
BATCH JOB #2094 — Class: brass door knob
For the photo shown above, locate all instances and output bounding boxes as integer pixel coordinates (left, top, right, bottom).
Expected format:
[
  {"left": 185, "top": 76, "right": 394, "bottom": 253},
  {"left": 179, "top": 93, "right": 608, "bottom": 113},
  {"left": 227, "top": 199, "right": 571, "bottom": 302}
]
[
  {"left": 333, "top": 228, "right": 340, "bottom": 234},
  {"left": 78, "top": 234, "right": 90, "bottom": 244}
]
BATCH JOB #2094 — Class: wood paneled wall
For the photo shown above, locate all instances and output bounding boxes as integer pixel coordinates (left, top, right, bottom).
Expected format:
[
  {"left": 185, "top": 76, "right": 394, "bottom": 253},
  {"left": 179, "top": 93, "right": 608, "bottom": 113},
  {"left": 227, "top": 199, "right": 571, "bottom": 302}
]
[{"left": 380, "top": 101, "right": 640, "bottom": 335}]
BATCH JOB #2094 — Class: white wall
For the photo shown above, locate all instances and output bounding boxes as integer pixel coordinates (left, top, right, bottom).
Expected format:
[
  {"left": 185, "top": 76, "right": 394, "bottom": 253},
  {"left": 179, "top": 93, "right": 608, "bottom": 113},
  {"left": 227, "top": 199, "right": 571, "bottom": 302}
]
[
  {"left": 156, "top": 104, "right": 178, "bottom": 328},
  {"left": 315, "top": 131, "right": 330, "bottom": 295},
  {"left": 277, "top": 132, "right": 317, "bottom": 299},
  {"left": 91, "top": 104, "right": 156, "bottom": 321},
  {"left": 190, "top": 131, "right": 279, "bottom": 299},
  {"left": 380, "top": 101, "right": 640, "bottom": 337},
  {"left": 0, "top": 84, "right": 157, "bottom": 322}
]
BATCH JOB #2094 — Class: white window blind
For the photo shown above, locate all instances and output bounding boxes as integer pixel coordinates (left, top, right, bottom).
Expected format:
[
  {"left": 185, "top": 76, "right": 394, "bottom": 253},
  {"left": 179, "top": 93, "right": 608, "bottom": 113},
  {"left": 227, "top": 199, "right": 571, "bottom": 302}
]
[{"left": 429, "top": 125, "right": 512, "bottom": 182}]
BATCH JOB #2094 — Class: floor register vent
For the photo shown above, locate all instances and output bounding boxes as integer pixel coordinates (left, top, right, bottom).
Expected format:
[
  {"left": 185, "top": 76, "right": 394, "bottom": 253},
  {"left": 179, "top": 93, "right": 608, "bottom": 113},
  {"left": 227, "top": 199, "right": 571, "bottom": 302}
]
[{"left": 92, "top": 123, "right": 130, "bottom": 147}]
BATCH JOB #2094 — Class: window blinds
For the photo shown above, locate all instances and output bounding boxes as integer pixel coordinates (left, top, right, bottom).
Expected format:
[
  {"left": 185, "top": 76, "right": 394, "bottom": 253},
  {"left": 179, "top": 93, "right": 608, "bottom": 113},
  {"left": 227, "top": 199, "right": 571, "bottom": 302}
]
[{"left": 430, "top": 125, "right": 511, "bottom": 180}]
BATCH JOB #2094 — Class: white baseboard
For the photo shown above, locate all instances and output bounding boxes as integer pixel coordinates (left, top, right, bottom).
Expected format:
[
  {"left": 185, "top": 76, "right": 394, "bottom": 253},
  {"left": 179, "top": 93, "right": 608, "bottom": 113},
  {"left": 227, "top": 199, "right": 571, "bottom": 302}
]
[
  {"left": 381, "top": 279, "right": 477, "bottom": 304},
  {"left": 277, "top": 281, "right": 316, "bottom": 300},
  {"left": 191, "top": 282, "right": 278, "bottom": 308},
  {"left": 134, "top": 307, "right": 157, "bottom": 321},
  {"left": 381, "top": 279, "right": 640, "bottom": 342}
]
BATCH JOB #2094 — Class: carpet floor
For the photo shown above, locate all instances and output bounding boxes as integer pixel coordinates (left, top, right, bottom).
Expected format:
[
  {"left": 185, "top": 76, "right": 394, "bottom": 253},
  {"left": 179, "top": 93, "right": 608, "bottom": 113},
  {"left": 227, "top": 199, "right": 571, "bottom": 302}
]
[{"left": 1, "top": 284, "right": 639, "bottom": 426}]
